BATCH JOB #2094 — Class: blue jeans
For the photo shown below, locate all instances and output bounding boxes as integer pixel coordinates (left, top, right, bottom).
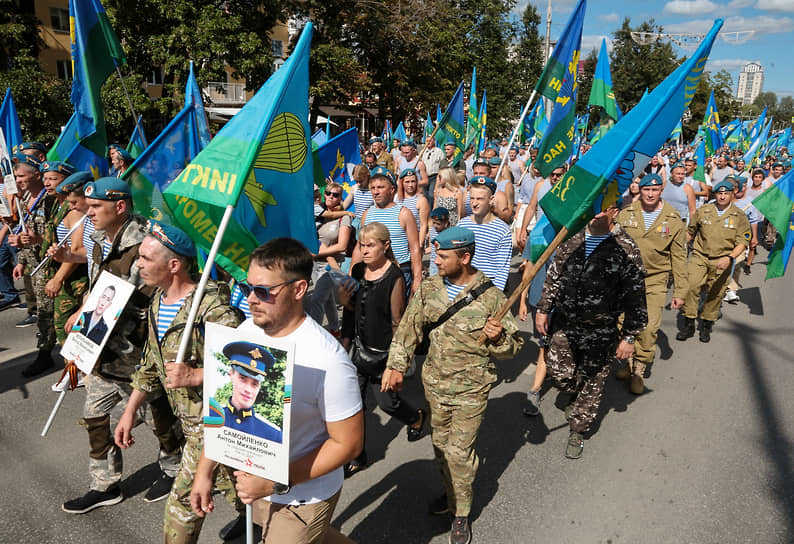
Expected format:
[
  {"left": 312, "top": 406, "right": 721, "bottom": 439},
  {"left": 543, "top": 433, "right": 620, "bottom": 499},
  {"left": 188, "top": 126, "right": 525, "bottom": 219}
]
[{"left": 0, "top": 238, "right": 18, "bottom": 302}]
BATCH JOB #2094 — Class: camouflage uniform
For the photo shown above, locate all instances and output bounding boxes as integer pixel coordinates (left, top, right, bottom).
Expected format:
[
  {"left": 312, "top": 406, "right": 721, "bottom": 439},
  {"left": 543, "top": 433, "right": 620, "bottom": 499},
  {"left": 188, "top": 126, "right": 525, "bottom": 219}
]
[
  {"left": 376, "top": 149, "right": 395, "bottom": 172},
  {"left": 683, "top": 202, "right": 751, "bottom": 322},
  {"left": 387, "top": 271, "right": 523, "bottom": 517},
  {"left": 17, "top": 191, "right": 58, "bottom": 350},
  {"left": 616, "top": 201, "right": 688, "bottom": 376},
  {"left": 82, "top": 214, "right": 182, "bottom": 492},
  {"left": 43, "top": 200, "right": 88, "bottom": 344},
  {"left": 537, "top": 228, "right": 647, "bottom": 434},
  {"left": 131, "top": 281, "right": 243, "bottom": 544}
]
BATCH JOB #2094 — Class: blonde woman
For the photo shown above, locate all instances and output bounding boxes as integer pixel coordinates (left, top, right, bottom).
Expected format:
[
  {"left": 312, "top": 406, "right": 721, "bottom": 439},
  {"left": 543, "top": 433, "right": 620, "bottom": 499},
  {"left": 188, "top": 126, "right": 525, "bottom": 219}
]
[{"left": 433, "top": 167, "right": 465, "bottom": 226}]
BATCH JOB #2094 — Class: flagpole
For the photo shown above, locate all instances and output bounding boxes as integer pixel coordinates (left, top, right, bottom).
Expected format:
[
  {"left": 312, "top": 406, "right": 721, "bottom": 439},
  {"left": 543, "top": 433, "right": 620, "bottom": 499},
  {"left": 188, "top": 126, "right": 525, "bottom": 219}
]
[
  {"left": 477, "top": 225, "right": 568, "bottom": 344},
  {"left": 173, "top": 204, "right": 234, "bottom": 367},
  {"left": 494, "top": 90, "right": 539, "bottom": 183},
  {"left": 114, "top": 63, "right": 145, "bottom": 146},
  {"left": 41, "top": 391, "right": 67, "bottom": 436},
  {"left": 30, "top": 214, "right": 87, "bottom": 277}
]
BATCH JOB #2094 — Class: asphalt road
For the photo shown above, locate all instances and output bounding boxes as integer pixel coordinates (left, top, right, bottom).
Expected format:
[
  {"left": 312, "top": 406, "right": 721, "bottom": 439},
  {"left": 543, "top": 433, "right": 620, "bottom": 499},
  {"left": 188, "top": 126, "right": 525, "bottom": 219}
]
[{"left": 1, "top": 251, "right": 793, "bottom": 544}]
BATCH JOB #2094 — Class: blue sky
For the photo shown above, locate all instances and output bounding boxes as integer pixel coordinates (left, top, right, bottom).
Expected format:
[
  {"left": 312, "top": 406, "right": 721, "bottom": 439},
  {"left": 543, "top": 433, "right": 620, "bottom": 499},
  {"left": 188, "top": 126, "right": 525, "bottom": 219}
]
[{"left": 517, "top": 0, "right": 794, "bottom": 98}]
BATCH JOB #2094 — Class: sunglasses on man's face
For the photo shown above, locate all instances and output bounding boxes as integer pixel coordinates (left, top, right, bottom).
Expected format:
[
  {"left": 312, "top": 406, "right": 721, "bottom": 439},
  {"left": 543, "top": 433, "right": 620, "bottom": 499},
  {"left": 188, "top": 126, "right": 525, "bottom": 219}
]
[
  {"left": 325, "top": 190, "right": 342, "bottom": 198},
  {"left": 238, "top": 278, "right": 298, "bottom": 303}
]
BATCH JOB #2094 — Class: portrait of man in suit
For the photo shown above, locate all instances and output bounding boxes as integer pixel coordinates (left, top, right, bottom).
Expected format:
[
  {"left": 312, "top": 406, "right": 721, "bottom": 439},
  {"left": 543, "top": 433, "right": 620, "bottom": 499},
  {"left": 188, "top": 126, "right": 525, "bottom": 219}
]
[{"left": 79, "top": 285, "right": 115, "bottom": 345}]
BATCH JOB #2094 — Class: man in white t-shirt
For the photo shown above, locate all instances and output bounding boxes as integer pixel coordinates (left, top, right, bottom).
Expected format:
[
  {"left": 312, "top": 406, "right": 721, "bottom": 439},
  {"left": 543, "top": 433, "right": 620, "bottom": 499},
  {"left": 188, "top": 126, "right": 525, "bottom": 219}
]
[{"left": 190, "top": 238, "right": 363, "bottom": 544}]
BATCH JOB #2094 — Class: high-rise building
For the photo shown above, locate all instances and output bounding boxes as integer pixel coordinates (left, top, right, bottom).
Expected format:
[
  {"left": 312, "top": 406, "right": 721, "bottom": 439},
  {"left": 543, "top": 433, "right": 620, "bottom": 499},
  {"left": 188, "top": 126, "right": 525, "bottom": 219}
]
[{"left": 736, "top": 62, "right": 764, "bottom": 106}]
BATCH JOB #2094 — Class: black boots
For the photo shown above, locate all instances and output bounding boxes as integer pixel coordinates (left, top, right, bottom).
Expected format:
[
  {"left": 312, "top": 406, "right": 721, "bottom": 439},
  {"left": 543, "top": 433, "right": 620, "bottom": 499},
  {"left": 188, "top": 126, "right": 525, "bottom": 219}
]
[
  {"left": 699, "top": 320, "right": 713, "bottom": 343},
  {"left": 676, "top": 317, "right": 695, "bottom": 341},
  {"left": 21, "top": 349, "right": 54, "bottom": 377}
]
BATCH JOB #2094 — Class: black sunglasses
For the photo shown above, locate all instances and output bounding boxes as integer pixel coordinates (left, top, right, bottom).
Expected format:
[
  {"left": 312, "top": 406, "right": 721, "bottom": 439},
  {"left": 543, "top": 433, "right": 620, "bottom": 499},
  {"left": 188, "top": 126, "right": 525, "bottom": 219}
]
[
  {"left": 238, "top": 278, "right": 299, "bottom": 303},
  {"left": 325, "top": 190, "right": 342, "bottom": 198}
]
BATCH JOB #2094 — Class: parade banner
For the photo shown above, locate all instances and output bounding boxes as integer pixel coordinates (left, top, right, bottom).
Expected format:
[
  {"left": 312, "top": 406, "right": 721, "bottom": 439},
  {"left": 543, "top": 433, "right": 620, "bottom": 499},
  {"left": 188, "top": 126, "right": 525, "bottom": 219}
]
[
  {"left": 477, "top": 90, "right": 487, "bottom": 154},
  {"left": 202, "top": 322, "right": 293, "bottom": 484},
  {"left": 126, "top": 115, "right": 148, "bottom": 159},
  {"left": 436, "top": 82, "right": 465, "bottom": 167},
  {"left": 0, "top": 127, "right": 17, "bottom": 196},
  {"left": 316, "top": 126, "right": 361, "bottom": 194},
  {"left": 465, "top": 67, "right": 480, "bottom": 151},
  {"left": 61, "top": 271, "right": 136, "bottom": 374},
  {"left": 588, "top": 38, "right": 620, "bottom": 143},
  {"left": 703, "top": 90, "right": 723, "bottom": 155},
  {"left": 0, "top": 88, "right": 22, "bottom": 155},
  {"left": 753, "top": 169, "right": 794, "bottom": 279},
  {"left": 163, "top": 23, "right": 318, "bottom": 282}
]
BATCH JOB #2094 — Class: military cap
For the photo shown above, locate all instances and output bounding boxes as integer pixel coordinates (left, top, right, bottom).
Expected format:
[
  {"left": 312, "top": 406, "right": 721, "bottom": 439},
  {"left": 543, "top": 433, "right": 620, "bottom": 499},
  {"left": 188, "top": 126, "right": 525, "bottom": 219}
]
[
  {"left": 638, "top": 173, "right": 663, "bottom": 187},
  {"left": 56, "top": 171, "right": 94, "bottom": 195},
  {"left": 752, "top": 168, "right": 765, "bottom": 177},
  {"left": 734, "top": 176, "right": 747, "bottom": 190},
  {"left": 400, "top": 168, "right": 419, "bottom": 180},
  {"left": 12, "top": 142, "right": 46, "bottom": 154},
  {"left": 469, "top": 175, "right": 497, "bottom": 194},
  {"left": 510, "top": 145, "right": 519, "bottom": 152},
  {"left": 401, "top": 139, "right": 415, "bottom": 149},
  {"left": 12, "top": 153, "right": 41, "bottom": 169},
  {"left": 146, "top": 219, "right": 196, "bottom": 257},
  {"left": 369, "top": 136, "right": 383, "bottom": 144},
  {"left": 783, "top": 159, "right": 791, "bottom": 168},
  {"left": 712, "top": 180, "right": 734, "bottom": 193},
  {"left": 117, "top": 147, "right": 133, "bottom": 163},
  {"left": 430, "top": 206, "right": 450, "bottom": 219},
  {"left": 370, "top": 166, "right": 396, "bottom": 186},
  {"left": 488, "top": 156, "right": 501, "bottom": 166},
  {"left": 684, "top": 157, "right": 695, "bottom": 163},
  {"left": 723, "top": 174, "right": 736, "bottom": 186},
  {"left": 40, "top": 161, "right": 76, "bottom": 177},
  {"left": 473, "top": 157, "right": 489, "bottom": 167},
  {"left": 223, "top": 341, "right": 275, "bottom": 382},
  {"left": 444, "top": 141, "right": 455, "bottom": 147},
  {"left": 84, "top": 177, "right": 132, "bottom": 200},
  {"left": 772, "top": 161, "right": 783, "bottom": 168},
  {"left": 433, "top": 226, "right": 475, "bottom": 250},
  {"left": 670, "top": 161, "right": 685, "bottom": 170}
]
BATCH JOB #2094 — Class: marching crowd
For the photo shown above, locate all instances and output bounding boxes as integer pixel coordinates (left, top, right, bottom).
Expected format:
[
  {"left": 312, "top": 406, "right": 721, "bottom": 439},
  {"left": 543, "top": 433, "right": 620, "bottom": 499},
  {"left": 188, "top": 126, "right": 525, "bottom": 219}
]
[{"left": 2, "top": 132, "right": 786, "bottom": 544}]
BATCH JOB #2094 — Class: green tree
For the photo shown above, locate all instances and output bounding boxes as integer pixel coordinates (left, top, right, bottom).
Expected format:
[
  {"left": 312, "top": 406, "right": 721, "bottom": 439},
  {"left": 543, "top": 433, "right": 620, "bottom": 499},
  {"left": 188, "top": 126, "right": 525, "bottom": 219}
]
[
  {"left": 513, "top": 1, "right": 544, "bottom": 103},
  {"left": 576, "top": 47, "right": 598, "bottom": 117},
  {"left": 0, "top": 0, "right": 43, "bottom": 70},
  {"left": 610, "top": 18, "right": 680, "bottom": 113},
  {"left": 683, "top": 70, "right": 735, "bottom": 142}
]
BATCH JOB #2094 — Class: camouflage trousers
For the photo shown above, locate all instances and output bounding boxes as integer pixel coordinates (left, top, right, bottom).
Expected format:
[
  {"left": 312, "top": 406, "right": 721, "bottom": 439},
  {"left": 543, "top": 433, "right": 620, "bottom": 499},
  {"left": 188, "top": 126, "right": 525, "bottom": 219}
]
[
  {"left": 425, "top": 387, "right": 490, "bottom": 518},
  {"left": 164, "top": 422, "right": 242, "bottom": 544},
  {"left": 682, "top": 253, "right": 731, "bottom": 322},
  {"left": 546, "top": 329, "right": 612, "bottom": 434},
  {"left": 81, "top": 373, "right": 183, "bottom": 492},
  {"left": 32, "top": 267, "right": 56, "bottom": 350},
  {"left": 632, "top": 273, "right": 669, "bottom": 375},
  {"left": 54, "top": 271, "right": 88, "bottom": 344}
]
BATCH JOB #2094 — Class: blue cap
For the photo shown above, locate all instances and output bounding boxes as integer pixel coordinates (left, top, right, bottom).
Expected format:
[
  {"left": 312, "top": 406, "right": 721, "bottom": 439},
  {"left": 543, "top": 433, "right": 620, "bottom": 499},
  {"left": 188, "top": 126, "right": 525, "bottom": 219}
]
[
  {"left": 433, "top": 226, "right": 475, "bottom": 250},
  {"left": 12, "top": 153, "right": 41, "bottom": 168},
  {"left": 488, "top": 156, "right": 501, "bottom": 166},
  {"left": 370, "top": 166, "right": 396, "bottom": 186},
  {"left": 444, "top": 141, "right": 455, "bottom": 147},
  {"left": 713, "top": 180, "right": 734, "bottom": 193},
  {"left": 40, "top": 161, "right": 76, "bottom": 177},
  {"left": 223, "top": 341, "right": 275, "bottom": 382},
  {"left": 369, "top": 136, "right": 383, "bottom": 144},
  {"left": 638, "top": 173, "right": 663, "bottom": 187},
  {"left": 147, "top": 219, "right": 196, "bottom": 257},
  {"left": 773, "top": 161, "right": 783, "bottom": 168},
  {"left": 56, "top": 171, "right": 94, "bottom": 195},
  {"left": 473, "top": 157, "right": 489, "bottom": 167},
  {"left": 430, "top": 206, "right": 450, "bottom": 219},
  {"left": 399, "top": 168, "right": 417, "bottom": 179},
  {"left": 671, "top": 161, "right": 685, "bottom": 170},
  {"left": 469, "top": 175, "right": 497, "bottom": 194},
  {"left": 403, "top": 139, "right": 416, "bottom": 148},
  {"left": 12, "top": 142, "right": 46, "bottom": 154},
  {"left": 84, "top": 177, "right": 132, "bottom": 200},
  {"left": 734, "top": 176, "right": 747, "bottom": 190}
]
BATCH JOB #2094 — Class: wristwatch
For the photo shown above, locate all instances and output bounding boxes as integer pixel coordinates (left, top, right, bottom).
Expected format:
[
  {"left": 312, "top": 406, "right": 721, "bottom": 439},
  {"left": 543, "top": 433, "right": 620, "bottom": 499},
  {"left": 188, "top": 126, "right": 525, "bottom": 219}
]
[
  {"left": 272, "top": 482, "right": 291, "bottom": 495},
  {"left": 622, "top": 335, "right": 635, "bottom": 344}
]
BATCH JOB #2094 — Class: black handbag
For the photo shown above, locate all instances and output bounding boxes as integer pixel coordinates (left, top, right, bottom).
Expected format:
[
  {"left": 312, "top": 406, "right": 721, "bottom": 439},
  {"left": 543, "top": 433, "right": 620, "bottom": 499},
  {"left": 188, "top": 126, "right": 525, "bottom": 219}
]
[
  {"left": 414, "top": 280, "right": 494, "bottom": 356},
  {"left": 351, "top": 335, "right": 389, "bottom": 378}
]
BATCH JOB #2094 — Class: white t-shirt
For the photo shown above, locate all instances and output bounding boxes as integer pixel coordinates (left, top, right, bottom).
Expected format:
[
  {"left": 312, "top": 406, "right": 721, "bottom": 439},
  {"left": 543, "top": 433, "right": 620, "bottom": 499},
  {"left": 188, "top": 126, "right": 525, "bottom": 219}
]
[{"left": 237, "top": 316, "right": 362, "bottom": 505}]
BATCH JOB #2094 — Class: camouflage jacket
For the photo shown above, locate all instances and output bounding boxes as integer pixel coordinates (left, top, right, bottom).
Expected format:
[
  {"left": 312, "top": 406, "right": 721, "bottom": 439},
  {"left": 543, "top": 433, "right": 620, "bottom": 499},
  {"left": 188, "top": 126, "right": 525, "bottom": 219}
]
[
  {"left": 616, "top": 200, "right": 688, "bottom": 299},
  {"left": 90, "top": 214, "right": 154, "bottom": 381},
  {"left": 537, "top": 227, "right": 647, "bottom": 347},
  {"left": 132, "top": 281, "right": 242, "bottom": 430},
  {"left": 387, "top": 271, "right": 523, "bottom": 397},
  {"left": 17, "top": 191, "right": 58, "bottom": 277}
]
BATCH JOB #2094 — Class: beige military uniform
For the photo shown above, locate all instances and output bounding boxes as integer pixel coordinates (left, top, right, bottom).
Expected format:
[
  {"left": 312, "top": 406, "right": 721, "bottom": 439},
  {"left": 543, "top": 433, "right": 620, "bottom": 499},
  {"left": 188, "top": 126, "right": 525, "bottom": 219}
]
[
  {"left": 376, "top": 150, "right": 395, "bottom": 172},
  {"left": 616, "top": 201, "right": 688, "bottom": 374},
  {"left": 683, "top": 202, "right": 751, "bottom": 321},
  {"left": 387, "top": 271, "right": 522, "bottom": 517}
]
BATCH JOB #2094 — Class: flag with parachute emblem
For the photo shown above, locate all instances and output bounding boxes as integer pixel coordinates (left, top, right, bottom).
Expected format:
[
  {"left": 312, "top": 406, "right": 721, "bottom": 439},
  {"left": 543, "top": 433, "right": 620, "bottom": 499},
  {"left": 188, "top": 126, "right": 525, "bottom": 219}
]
[
  {"left": 436, "top": 82, "right": 465, "bottom": 167},
  {"left": 126, "top": 116, "right": 147, "bottom": 159},
  {"left": 465, "top": 67, "right": 480, "bottom": 151},
  {"left": 316, "top": 126, "right": 362, "bottom": 197},
  {"left": 477, "top": 91, "right": 487, "bottom": 154},
  {"left": 163, "top": 23, "right": 318, "bottom": 281},
  {"left": 534, "top": 19, "right": 723, "bottom": 256},
  {"left": 753, "top": 169, "right": 794, "bottom": 279},
  {"left": 703, "top": 90, "right": 723, "bottom": 155}
]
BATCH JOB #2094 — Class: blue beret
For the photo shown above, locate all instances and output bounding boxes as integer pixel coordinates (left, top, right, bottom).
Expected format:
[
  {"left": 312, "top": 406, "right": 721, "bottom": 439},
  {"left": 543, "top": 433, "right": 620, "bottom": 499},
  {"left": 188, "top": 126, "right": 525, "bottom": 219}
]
[
  {"left": 734, "top": 176, "right": 747, "bottom": 190},
  {"left": 147, "top": 219, "right": 196, "bottom": 257},
  {"left": 783, "top": 160, "right": 791, "bottom": 168},
  {"left": 510, "top": 145, "right": 519, "bottom": 152},
  {"left": 488, "top": 156, "right": 501, "bottom": 166},
  {"left": 638, "top": 173, "right": 663, "bottom": 187},
  {"left": 772, "top": 162, "right": 783, "bottom": 168},
  {"left": 469, "top": 175, "right": 497, "bottom": 194},
  {"left": 56, "top": 171, "right": 94, "bottom": 195},
  {"left": 473, "top": 158, "right": 489, "bottom": 167},
  {"left": 12, "top": 153, "right": 41, "bottom": 168},
  {"left": 399, "top": 168, "right": 417, "bottom": 179},
  {"left": 403, "top": 139, "right": 416, "bottom": 148},
  {"left": 224, "top": 341, "right": 275, "bottom": 382},
  {"left": 84, "top": 177, "right": 132, "bottom": 200},
  {"left": 116, "top": 147, "right": 133, "bottom": 163},
  {"left": 430, "top": 206, "right": 450, "bottom": 219},
  {"left": 444, "top": 141, "right": 455, "bottom": 147},
  {"left": 369, "top": 136, "right": 383, "bottom": 144},
  {"left": 40, "top": 161, "right": 76, "bottom": 177},
  {"left": 371, "top": 166, "right": 396, "bottom": 186},
  {"left": 433, "top": 226, "right": 475, "bottom": 250},
  {"left": 671, "top": 161, "right": 685, "bottom": 170},
  {"left": 12, "top": 142, "right": 46, "bottom": 153},
  {"left": 713, "top": 180, "right": 734, "bottom": 193}
]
